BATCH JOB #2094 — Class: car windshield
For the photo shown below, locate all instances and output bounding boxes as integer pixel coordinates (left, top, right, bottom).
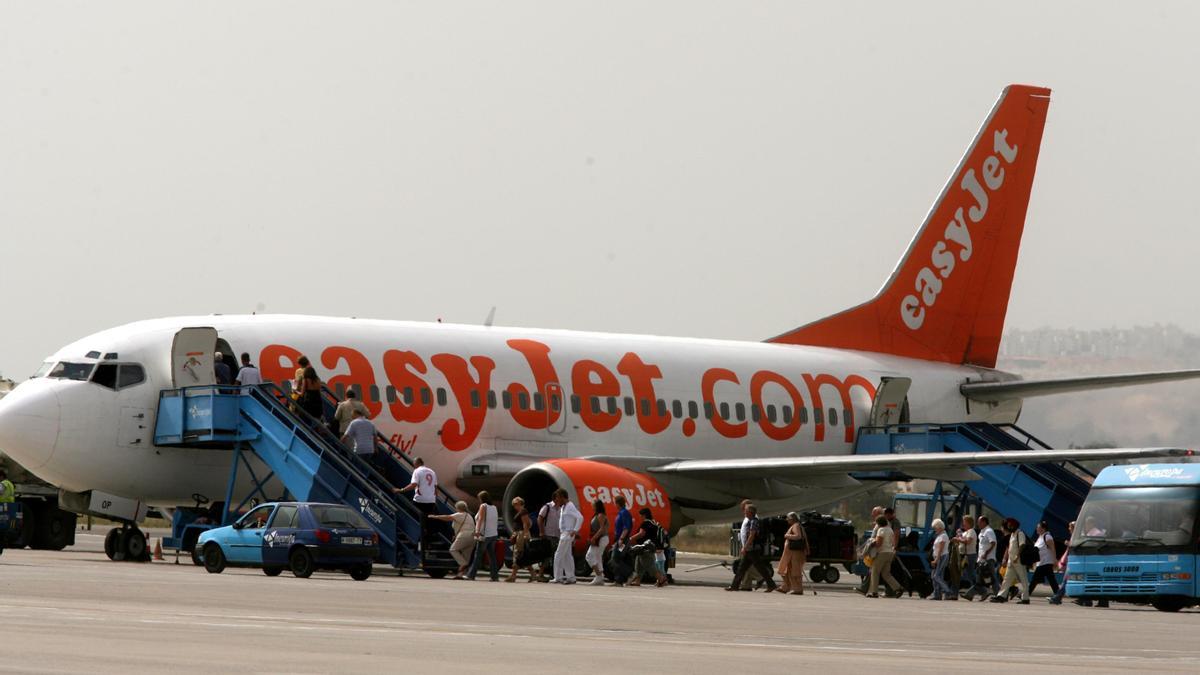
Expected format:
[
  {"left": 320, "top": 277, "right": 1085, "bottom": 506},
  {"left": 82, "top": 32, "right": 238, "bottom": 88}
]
[
  {"left": 1071, "top": 486, "right": 1200, "bottom": 550},
  {"left": 46, "top": 362, "right": 95, "bottom": 381},
  {"left": 310, "top": 505, "right": 371, "bottom": 529}
]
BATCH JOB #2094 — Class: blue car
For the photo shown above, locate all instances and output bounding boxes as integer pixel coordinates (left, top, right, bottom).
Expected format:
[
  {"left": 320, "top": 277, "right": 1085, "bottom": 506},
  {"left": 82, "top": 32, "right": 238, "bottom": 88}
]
[{"left": 197, "top": 502, "right": 380, "bottom": 580}]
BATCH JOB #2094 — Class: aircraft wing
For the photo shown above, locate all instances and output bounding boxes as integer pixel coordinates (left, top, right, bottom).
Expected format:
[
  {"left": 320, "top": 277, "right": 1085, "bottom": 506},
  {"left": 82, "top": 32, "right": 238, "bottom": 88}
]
[
  {"left": 604, "top": 447, "right": 1191, "bottom": 484},
  {"left": 961, "top": 369, "right": 1200, "bottom": 403}
]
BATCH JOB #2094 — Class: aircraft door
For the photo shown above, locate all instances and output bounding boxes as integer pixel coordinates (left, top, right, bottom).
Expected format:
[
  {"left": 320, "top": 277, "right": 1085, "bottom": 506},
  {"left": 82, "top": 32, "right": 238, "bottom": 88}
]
[
  {"left": 868, "top": 377, "right": 912, "bottom": 427},
  {"left": 171, "top": 327, "right": 218, "bottom": 388},
  {"left": 545, "top": 382, "right": 566, "bottom": 434}
]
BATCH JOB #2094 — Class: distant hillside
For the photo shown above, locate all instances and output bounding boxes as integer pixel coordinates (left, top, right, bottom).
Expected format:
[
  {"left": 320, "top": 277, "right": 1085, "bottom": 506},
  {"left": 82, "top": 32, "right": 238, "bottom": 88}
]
[{"left": 998, "top": 326, "right": 1200, "bottom": 448}]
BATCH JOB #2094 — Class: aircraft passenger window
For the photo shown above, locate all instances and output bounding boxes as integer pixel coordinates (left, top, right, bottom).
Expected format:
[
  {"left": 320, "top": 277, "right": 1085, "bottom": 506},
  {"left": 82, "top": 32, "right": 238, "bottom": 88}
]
[
  {"left": 719, "top": 402, "right": 730, "bottom": 420},
  {"left": 92, "top": 364, "right": 118, "bottom": 390},
  {"left": 828, "top": 408, "right": 838, "bottom": 426},
  {"left": 334, "top": 383, "right": 346, "bottom": 399},
  {"left": 688, "top": 401, "right": 699, "bottom": 419},
  {"left": 799, "top": 407, "right": 808, "bottom": 424},
  {"left": 117, "top": 364, "right": 145, "bottom": 389},
  {"left": 766, "top": 405, "right": 777, "bottom": 423},
  {"left": 487, "top": 391, "right": 498, "bottom": 409},
  {"left": 518, "top": 392, "right": 529, "bottom": 410},
  {"left": 735, "top": 403, "right": 746, "bottom": 422},
  {"left": 270, "top": 505, "right": 298, "bottom": 529},
  {"left": 420, "top": 388, "right": 431, "bottom": 405},
  {"left": 369, "top": 385, "right": 380, "bottom": 403},
  {"left": 703, "top": 401, "right": 714, "bottom": 420},
  {"left": 813, "top": 407, "right": 823, "bottom": 425},
  {"left": 844, "top": 408, "right": 853, "bottom": 427},
  {"left": 607, "top": 397, "right": 618, "bottom": 415},
  {"left": 571, "top": 395, "right": 581, "bottom": 413},
  {"left": 657, "top": 399, "right": 668, "bottom": 417},
  {"left": 436, "top": 388, "right": 448, "bottom": 406},
  {"left": 470, "top": 390, "right": 481, "bottom": 408},
  {"left": 641, "top": 399, "right": 651, "bottom": 417},
  {"left": 671, "top": 400, "right": 683, "bottom": 419},
  {"left": 404, "top": 387, "right": 414, "bottom": 404},
  {"left": 533, "top": 393, "right": 544, "bottom": 411},
  {"left": 550, "top": 394, "right": 561, "bottom": 412},
  {"left": 782, "top": 406, "right": 792, "bottom": 424},
  {"left": 502, "top": 391, "right": 513, "bottom": 409},
  {"left": 750, "top": 405, "right": 761, "bottom": 423},
  {"left": 624, "top": 397, "right": 635, "bottom": 416},
  {"left": 590, "top": 397, "right": 600, "bottom": 414},
  {"left": 385, "top": 386, "right": 396, "bottom": 403}
]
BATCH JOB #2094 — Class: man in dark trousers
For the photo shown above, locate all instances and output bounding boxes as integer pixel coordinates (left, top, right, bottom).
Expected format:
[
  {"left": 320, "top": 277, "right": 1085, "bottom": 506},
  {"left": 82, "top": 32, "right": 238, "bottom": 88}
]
[{"left": 725, "top": 504, "right": 777, "bottom": 592}]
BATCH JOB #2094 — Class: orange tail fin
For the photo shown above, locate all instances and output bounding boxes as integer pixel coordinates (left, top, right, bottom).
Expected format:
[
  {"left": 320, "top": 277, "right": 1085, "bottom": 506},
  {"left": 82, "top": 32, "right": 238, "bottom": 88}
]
[{"left": 768, "top": 84, "right": 1051, "bottom": 368}]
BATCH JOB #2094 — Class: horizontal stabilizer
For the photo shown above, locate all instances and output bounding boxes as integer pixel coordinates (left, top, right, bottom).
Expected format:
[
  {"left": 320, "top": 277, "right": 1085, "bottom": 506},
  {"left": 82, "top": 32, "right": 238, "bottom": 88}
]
[{"left": 961, "top": 369, "right": 1200, "bottom": 403}]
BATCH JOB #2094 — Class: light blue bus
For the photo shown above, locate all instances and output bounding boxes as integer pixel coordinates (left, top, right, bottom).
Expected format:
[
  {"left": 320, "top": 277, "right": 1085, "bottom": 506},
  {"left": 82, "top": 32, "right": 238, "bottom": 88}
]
[{"left": 1066, "top": 463, "right": 1200, "bottom": 612}]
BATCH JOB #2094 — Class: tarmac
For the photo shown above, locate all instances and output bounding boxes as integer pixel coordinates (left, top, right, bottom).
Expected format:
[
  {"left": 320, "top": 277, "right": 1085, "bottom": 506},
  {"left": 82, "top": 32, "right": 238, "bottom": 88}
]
[{"left": 2, "top": 531, "right": 1198, "bottom": 674}]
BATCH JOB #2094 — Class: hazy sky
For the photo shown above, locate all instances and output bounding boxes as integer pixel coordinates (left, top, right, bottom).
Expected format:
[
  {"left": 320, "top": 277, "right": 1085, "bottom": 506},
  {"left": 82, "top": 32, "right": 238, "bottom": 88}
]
[{"left": 2, "top": 2, "right": 1199, "bottom": 378}]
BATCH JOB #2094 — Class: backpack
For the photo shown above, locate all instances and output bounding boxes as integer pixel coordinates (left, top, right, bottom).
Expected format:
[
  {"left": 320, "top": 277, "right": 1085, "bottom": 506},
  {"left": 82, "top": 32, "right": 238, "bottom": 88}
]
[
  {"left": 1018, "top": 532, "right": 1039, "bottom": 567},
  {"left": 652, "top": 520, "right": 670, "bottom": 550}
]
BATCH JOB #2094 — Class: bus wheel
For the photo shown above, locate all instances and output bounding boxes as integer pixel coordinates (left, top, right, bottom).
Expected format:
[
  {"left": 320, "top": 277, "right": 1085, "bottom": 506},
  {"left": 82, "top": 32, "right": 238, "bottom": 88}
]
[{"left": 1152, "top": 597, "right": 1187, "bottom": 613}]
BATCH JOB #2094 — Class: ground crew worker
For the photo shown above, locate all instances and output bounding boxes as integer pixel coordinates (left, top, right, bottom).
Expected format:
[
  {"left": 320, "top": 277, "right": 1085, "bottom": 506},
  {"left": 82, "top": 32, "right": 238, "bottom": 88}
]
[{"left": 0, "top": 469, "right": 14, "bottom": 503}]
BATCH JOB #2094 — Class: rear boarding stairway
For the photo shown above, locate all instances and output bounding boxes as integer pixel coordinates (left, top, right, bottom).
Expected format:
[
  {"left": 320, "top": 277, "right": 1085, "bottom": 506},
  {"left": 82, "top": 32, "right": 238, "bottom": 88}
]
[{"left": 154, "top": 384, "right": 459, "bottom": 576}]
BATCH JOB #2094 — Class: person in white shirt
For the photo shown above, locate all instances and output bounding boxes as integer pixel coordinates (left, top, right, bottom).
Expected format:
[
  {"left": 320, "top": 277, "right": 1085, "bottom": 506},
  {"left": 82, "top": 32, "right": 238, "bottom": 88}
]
[
  {"left": 233, "top": 353, "right": 262, "bottom": 386},
  {"left": 865, "top": 515, "right": 902, "bottom": 598},
  {"left": 991, "top": 518, "right": 1031, "bottom": 604},
  {"left": 952, "top": 515, "right": 978, "bottom": 596},
  {"left": 552, "top": 489, "right": 583, "bottom": 584},
  {"left": 429, "top": 501, "right": 475, "bottom": 579},
  {"left": 1027, "top": 520, "right": 1060, "bottom": 598},
  {"left": 930, "top": 519, "right": 954, "bottom": 600},
  {"left": 965, "top": 516, "right": 999, "bottom": 601},
  {"left": 467, "top": 491, "right": 500, "bottom": 581},
  {"left": 395, "top": 458, "right": 438, "bottom": 550}
]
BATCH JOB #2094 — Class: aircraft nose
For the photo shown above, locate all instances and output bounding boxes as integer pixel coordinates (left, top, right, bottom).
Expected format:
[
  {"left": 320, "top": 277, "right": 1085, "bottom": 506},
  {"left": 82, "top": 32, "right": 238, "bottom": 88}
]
[{"left": 0, "top": 380, "right": 61, "bottom": 471}]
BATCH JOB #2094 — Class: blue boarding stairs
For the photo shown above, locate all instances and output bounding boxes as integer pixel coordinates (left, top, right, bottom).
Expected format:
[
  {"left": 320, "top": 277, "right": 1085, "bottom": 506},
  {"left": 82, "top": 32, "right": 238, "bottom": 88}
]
[
  {"left": 153, "top": 384, "right": 459, "bottom": 576},
  {"left": 854, "top": 422, "right": 1095, "bottom": 544}
]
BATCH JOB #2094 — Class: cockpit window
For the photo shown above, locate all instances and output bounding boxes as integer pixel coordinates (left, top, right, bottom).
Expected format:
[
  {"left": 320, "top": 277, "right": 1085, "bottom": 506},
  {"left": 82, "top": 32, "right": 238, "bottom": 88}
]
[
  {"left": 92, "top": 364, "right": 118, "bottom": 390},
  {"left": 118, "top": 365, "right": 146, "bottom": 389},
  {"left": 32, "top": 362, "right": 54, "bottom": 378},
  {"left": 47, "top": 362, "right": 94, "bottom": 381}
]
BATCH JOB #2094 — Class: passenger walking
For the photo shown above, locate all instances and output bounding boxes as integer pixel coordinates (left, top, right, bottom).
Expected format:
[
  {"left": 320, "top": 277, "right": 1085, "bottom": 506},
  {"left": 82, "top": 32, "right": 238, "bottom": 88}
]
[
  {"left": 613, "top": 495, "right": 633, "bottom": 545},
  {"left": 965, "top": 516, "right": 999, "bottom": 601},
  {"left": 585, "top": 500, "right": 610, "bottom": 585},
  {"left": 234, "top": 353, "right": 262, "bottom": 386},
  {"left": 629, "top": 508, "right": 668, "bottom": 587},
  {"left": 537, "top": 497, "right": 563, "bottom": 581},
  {"left": 297, "top": 366, "right": 324, "bottom": 421},
  {"left": 777, "top": 511, "right": 810, "bottom": 595},
  {"left": 1027, "top": 521, "right": 1061, "bottom": 599},
  {"left": 467, "top": 491, "right": 500, "bottom": 581},
  {"left": 506, "top": 497, "right": 536, "bottom": 582},
  {"left": 865, "top": 515, "right": 902, "bottom": 598},
  {"left": 214, "top": 351, "right": 232, "bottom": 385},
  {"left": 340, "top": 409, "right": 377, "bottom": 461},
  {"left": 334, "top": 389, "right": 370, "bottom": 435},
  {"left": 428, "top": 501, "right": 475, "bottom": 579},
  {"left": 553, "top": 489, "right": 584, "bottom": 584},
  {"left": 1049, "top": 521, "right": 1074, "bottom": 605},
  {"left": 292, "top": 355, "right": 311, "bottom": 391},
  {"left": 952, "top": 515, "right": 978, "bottom": 593},
  {"left": 725, "top": 504, "right": 777, "bottom": 593},
  {"left": 991, "top": 518, "right": 1031, "bottom": 604},
  {"left": 930, "top": 519, "right": 954, "bottom": 600},
  {"left": 736, "top": 500, "right": 762, "bottom": 590},
  {"left": 395, "top": 458, "right": 438, "bottom": 550}
]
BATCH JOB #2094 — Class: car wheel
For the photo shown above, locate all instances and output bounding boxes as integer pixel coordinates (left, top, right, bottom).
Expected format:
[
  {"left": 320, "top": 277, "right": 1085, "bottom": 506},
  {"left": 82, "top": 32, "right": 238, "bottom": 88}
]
[
  {"left": 263, "top": 566, "right": 284, "bottom": 577},
  {"left": 289, "top": 547, "right": 315, "bottom": 579},
  {"left": 350, "top": 564, "right": 372, "bottom": 581},
  {"left": 190, "top": 546, "right": 203, "bottom": 566},
  {"left": 203, "top": 543, "right": 226, "bottom": 574}
]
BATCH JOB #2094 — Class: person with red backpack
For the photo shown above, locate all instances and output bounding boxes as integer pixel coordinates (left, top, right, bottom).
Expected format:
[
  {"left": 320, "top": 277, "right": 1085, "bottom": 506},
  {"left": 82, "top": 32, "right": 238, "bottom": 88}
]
[{"left": 990, "top": 518, "right": 1032, "bottom": 604}]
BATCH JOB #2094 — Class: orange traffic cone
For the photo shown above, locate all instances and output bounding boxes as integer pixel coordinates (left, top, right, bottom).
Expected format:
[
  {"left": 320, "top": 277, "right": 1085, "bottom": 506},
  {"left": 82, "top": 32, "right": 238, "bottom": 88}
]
[{"left": 153, "top": 539, "right": 164, "bottom": 561}]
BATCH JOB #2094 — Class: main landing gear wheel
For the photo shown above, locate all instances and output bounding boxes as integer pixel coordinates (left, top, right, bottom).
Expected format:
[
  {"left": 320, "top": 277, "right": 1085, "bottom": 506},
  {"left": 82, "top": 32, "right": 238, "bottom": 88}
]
[
  {"left": 104, "top": 529, "right": 122, "bottom": 561},
  {"left": 289, "top": 547, "right": 315, "bottom": 578},
  {"left": 124, "top": 529, "right": 148, "bottom": 561}
]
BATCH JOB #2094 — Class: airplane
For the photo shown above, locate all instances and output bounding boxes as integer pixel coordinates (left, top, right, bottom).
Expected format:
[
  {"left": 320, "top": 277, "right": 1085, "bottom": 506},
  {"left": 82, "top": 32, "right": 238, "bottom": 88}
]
[{"left": 0, "top": 84, "right": 1196, "bottom": 558}]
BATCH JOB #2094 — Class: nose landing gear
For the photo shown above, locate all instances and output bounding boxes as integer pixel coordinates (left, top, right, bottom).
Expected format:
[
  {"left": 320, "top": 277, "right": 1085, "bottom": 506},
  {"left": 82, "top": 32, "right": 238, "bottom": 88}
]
[{"left": 103, "top": 525, "right": 150, "bottom": 562}]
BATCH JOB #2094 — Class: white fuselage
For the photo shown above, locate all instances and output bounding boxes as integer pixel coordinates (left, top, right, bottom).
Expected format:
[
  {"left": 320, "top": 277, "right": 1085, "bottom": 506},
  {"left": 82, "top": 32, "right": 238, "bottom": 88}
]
[{"left": 0, "top": 315, "right": 1021, "bottom": 513}]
